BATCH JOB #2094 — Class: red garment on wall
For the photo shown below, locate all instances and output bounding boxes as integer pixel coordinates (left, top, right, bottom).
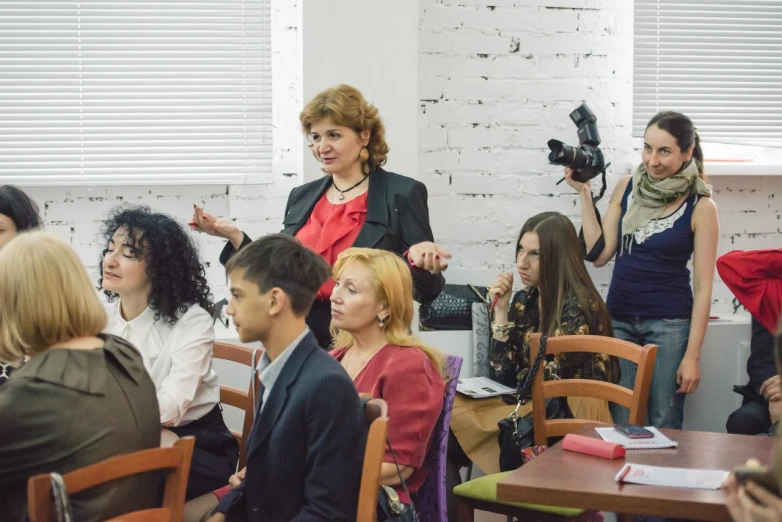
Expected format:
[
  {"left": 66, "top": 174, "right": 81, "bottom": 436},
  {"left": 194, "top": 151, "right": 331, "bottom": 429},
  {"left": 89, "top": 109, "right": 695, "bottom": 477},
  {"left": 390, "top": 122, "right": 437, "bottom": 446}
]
[
  {"left": 295, "top": 192, "right": 368, "bottom": 300},
  {"left": 717, "top": 249, "right": 782, "bottom": 333}
]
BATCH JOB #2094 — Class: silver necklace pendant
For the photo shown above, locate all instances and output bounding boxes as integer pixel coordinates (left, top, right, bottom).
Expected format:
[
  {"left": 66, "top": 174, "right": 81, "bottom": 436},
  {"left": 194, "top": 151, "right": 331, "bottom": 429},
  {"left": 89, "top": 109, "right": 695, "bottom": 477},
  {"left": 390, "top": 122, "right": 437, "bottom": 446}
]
[{"left": 338, "top": 192, "right": 345, "bottom": 201}]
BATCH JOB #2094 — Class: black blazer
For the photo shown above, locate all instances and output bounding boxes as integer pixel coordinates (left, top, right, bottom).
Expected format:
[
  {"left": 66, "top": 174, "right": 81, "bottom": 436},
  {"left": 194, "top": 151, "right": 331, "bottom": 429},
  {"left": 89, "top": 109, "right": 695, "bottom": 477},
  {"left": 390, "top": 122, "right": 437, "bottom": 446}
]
[
  {"left": 215, "top": 331, "right": 366, "bottom": 522},
  {"left": 220, "top": 168, "right": 445, "bottom": 303}
]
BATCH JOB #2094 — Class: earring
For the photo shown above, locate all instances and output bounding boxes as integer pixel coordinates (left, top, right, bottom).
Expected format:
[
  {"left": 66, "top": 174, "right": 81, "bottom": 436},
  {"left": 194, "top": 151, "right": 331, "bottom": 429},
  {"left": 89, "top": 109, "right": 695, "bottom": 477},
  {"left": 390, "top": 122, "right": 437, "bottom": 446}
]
[
  {"left": 359, "top": 147, "right": 370, "bottom": 174},
  {"left": 378, "top": 316, "right": 386, "bottom": 328}
]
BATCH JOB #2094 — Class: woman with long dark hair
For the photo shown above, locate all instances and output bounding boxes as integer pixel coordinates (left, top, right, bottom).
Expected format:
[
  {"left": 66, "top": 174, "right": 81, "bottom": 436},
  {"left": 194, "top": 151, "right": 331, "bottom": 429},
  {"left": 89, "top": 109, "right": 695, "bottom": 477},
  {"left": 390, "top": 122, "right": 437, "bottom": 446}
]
[
  {"left": 449, "top": 212, "right": 618, "bottom": 475},
  {"left": 100, "top": 205, "right": 238, "bottom": 500},
  {"left": 567, "top": 111, "right": 720, "bottom": 429}
]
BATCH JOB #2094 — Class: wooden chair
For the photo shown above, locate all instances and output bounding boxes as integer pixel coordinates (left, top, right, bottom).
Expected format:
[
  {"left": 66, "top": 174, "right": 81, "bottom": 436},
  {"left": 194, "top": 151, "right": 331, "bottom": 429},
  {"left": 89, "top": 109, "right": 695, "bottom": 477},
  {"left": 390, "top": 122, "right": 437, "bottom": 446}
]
[
  {"left": 454, "top": 334, "right": 657, "bottom": 522},
  {"left": 213, "top": 341, "right": 259, "bottom": 469},
  {"left": 356, "top": 398, "right": 390, "bottom": 522},
  {"left": 27, "top": 437, "right": 195, "bottom": 522},
  {"left": 529, "top": 333, "right": 656, "bottom": 446}
]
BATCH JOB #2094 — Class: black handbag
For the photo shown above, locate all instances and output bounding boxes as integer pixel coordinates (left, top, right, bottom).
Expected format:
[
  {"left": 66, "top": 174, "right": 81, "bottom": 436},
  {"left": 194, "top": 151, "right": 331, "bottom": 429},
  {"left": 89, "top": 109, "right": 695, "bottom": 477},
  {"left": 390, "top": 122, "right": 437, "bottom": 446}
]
[
  {"left": 376, "top": 438, "right": 419, "bottom": 522},
  {"left": 360, "top": 397, "right": 419, "bottom": 521},
  {"left": 497, "top": 336, "right": 573, "bottom": 471},
  {"left": 418, "top": 284, "right": 488, "bottom": 331}
]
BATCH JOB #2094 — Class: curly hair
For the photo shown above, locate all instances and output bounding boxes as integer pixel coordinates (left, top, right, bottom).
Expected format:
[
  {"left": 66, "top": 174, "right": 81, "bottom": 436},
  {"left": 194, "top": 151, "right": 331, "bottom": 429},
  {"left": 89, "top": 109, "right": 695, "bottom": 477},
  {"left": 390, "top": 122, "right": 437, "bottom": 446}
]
[
  {"left": 299, "top": 84, "right": 390, "bottom": 173},
  {"left": 99, "top": 205, "right": 214, "bottom": 325}
]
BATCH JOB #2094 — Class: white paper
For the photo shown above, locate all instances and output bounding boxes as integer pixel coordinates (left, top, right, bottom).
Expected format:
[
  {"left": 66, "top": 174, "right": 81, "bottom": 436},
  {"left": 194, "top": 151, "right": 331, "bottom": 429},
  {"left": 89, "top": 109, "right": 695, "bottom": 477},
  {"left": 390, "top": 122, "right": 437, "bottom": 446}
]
[
  {"left": 595, "top": 427, "right": 679, "bottom": 449},
  {"left": 614, "top": 463, "right": 729, "bottom": 490},
  {"left": 456, "top": 377, "right": 516, "bottom": 399}
]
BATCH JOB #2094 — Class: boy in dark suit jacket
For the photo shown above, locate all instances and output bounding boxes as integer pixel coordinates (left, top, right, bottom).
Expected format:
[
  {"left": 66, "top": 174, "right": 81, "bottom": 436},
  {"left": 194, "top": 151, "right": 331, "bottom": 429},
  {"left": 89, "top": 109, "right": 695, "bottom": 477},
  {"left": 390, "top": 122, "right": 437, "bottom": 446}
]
[{"left": 208, "top": 234, "right": 366, "bottom": 522}]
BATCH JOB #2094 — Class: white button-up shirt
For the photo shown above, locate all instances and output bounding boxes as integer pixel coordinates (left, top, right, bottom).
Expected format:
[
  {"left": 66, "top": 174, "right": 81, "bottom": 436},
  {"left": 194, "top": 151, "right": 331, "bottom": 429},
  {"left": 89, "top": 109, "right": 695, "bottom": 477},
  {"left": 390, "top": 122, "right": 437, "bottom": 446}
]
[{"left": 104, "top": 300, "right": 220, "bottom": 427}]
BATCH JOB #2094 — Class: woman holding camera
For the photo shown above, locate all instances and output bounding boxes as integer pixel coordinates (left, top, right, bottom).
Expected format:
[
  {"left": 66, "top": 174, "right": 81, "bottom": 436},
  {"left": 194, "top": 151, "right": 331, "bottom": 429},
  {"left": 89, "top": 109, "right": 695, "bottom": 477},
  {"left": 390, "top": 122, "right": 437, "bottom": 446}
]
[{"left": 566, "top": 111, "right": 719, "bottom": 429}]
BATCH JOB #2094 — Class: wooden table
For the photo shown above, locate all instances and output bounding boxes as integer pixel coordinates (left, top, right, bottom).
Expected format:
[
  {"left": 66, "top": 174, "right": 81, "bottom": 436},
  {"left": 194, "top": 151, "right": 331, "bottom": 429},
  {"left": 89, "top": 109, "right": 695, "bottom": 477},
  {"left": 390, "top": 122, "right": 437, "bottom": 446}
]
[{"left": 496, "top": 424, "right": 776, "bottom": 521}]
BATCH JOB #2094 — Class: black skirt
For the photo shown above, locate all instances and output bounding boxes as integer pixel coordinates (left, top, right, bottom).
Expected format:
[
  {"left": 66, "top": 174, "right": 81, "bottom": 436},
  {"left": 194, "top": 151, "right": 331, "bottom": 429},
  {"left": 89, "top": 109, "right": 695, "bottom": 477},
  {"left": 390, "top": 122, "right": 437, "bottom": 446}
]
[{"left": 169, "top": 404, "right": 239, "bottom": 500}]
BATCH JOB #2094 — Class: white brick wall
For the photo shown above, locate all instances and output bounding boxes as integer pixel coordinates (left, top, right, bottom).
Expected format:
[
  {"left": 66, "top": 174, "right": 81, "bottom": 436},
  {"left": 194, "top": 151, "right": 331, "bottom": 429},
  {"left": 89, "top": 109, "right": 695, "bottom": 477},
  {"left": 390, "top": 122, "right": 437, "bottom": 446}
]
[
  {"left": 19, "top": 0, "right": 781, "bottom": 317},
  {"left": 418, "top": 0, "right": 780, "bottom": 315}
]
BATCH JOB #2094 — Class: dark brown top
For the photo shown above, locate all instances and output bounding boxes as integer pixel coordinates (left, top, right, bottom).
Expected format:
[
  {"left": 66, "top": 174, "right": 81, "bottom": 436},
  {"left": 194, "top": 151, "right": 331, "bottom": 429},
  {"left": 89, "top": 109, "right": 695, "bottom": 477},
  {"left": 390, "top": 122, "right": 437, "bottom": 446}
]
[{"left": 0, "top": 334, "right": 161, "bottom": 522}]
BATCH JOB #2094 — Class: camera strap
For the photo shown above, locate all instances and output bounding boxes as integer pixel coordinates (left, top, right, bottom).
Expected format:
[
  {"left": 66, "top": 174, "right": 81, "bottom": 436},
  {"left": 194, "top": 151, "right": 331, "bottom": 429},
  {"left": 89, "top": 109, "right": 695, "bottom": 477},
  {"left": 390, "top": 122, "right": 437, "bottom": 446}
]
[{"left": 592, "top": 162, "right": 610, "bottom": 204}]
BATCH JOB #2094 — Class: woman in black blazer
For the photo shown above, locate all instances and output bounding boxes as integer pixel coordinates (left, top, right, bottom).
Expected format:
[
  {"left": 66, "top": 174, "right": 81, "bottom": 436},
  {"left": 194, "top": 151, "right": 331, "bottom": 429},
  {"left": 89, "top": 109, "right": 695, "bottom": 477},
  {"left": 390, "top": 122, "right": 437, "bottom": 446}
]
[{"left": 191, "top": 84, "right": 449, "bottom": 348}]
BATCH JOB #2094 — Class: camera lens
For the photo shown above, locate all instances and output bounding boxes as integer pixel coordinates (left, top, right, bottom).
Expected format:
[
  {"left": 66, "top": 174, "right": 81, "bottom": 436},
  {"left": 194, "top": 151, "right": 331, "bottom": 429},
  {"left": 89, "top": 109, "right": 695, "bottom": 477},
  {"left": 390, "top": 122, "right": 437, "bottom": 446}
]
[{"left": 547, "top": 139, "right": 588, "bottom": 169}]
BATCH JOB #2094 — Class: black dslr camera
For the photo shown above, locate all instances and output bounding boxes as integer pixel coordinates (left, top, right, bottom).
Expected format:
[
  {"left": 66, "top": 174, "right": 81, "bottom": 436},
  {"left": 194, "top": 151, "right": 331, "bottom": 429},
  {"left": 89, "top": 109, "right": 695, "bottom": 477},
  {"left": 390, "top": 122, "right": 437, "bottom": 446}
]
[{"left": 547, "top": 103, "right": 607, "bottom": 184}]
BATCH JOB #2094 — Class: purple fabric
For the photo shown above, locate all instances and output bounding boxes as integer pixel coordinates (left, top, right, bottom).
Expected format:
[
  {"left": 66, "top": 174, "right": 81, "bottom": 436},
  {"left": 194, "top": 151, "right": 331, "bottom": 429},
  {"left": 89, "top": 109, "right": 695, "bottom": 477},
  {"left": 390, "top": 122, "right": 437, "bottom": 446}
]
[{"left": 414, "top": 355, "right": 463, "bottom": 522}]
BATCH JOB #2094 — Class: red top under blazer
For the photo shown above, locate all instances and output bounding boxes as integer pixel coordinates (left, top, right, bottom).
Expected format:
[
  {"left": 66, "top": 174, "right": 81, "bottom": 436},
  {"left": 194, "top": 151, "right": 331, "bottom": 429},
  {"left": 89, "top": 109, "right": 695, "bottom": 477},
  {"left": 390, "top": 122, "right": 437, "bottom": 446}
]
[{"left": 296, "top": 192, "right": 368, "bottom": 300}]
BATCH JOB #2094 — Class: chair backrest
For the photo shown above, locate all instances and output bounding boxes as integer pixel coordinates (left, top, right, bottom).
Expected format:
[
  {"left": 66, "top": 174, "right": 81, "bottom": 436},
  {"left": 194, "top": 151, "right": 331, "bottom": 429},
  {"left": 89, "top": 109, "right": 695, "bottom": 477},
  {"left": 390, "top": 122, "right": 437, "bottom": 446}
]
[
  {"left": 529, "top": 333, "right": 657, "bottom": 446},
  {"left": 213, "top": 341, "right": 258, "bottom": 469},
  {"left": 415, "top": 355, "right": 463, "bottom": 522},
  {"left": 356, "top": 398, "right": 389, "bottom": 522},
  {"left": 27, "top": 437, "right": 195, "bottom": 522}
]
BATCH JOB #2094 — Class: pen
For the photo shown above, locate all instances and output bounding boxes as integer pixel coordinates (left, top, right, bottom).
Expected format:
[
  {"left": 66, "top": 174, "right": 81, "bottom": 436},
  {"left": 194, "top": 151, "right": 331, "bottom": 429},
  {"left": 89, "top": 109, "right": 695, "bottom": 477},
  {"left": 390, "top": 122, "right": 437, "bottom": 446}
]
[{"left": 490, "top": 294, "right": 500, "bottom": 312}]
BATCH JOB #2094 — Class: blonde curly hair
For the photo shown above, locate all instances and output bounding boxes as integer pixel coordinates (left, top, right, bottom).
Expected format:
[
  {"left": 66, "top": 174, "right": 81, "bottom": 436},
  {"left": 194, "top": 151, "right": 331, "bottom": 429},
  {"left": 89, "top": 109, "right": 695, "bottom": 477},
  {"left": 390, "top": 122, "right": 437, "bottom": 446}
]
[{"left": 299, "top": 84, "right": 389, "bottom": 174}]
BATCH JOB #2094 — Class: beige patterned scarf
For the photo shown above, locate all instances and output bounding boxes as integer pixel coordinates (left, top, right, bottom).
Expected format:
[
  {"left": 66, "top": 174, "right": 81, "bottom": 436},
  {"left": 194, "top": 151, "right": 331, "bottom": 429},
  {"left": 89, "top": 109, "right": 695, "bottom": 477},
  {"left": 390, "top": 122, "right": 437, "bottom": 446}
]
[{"left": 622, "top": 159, "right": 712, "bottom": 252}]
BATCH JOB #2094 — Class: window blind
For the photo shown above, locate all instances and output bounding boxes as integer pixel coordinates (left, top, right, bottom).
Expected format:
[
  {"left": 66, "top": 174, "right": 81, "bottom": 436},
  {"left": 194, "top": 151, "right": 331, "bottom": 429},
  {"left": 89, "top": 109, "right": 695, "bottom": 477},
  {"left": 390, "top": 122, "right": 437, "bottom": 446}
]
[
  {"left": 0, "top": 0, "right": 272, "bottom": 186},
  {"left": 634, "top": 0, "right": 782, "bottom": 147}
]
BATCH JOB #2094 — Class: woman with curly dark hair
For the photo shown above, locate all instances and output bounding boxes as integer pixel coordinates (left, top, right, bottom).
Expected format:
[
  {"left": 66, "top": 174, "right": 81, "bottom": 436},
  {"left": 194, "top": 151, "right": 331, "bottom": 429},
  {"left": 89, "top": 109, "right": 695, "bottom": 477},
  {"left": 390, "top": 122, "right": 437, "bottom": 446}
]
[{"left": 100, "top": 205, "right": 238, "bottom": 501}]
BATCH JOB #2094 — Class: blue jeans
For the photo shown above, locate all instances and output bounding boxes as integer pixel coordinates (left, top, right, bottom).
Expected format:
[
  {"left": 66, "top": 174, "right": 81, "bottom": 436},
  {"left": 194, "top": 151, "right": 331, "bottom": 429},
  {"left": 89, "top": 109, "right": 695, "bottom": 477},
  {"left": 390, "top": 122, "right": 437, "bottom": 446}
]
[{"left": 609, "top": 317, "right": 690, "bottom": 430}]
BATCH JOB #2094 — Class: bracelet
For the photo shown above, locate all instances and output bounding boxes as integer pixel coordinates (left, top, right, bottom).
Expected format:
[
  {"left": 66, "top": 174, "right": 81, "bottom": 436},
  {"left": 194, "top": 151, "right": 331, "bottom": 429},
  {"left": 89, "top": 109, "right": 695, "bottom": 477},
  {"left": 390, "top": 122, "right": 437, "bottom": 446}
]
[{"left": 491, "top": 322, "right": 513, "bottom": 337}]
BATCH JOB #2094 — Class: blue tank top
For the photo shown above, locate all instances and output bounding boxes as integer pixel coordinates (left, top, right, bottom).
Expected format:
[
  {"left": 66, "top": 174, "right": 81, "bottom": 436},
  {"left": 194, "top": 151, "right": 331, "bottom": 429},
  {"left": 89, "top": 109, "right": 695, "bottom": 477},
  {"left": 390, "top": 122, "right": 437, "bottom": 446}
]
[{"left": 606, "top": 179, "right": 699, "bottom": 319}]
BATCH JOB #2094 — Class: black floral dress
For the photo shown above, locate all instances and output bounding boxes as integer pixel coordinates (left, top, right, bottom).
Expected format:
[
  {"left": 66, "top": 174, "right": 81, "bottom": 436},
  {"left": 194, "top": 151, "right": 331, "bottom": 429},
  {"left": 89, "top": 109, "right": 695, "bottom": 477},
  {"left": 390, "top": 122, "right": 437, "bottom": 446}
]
[{"left": 489, "top": 288, "right": 618, "bottom": 391}]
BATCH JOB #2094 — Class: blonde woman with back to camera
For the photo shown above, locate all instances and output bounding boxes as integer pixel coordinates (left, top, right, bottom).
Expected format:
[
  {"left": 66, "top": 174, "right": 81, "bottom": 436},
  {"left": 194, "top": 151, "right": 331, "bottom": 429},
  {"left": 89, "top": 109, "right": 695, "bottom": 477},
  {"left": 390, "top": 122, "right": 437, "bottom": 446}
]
[{"left": 0, "top": 232, "right": 161, "bottom": 522}]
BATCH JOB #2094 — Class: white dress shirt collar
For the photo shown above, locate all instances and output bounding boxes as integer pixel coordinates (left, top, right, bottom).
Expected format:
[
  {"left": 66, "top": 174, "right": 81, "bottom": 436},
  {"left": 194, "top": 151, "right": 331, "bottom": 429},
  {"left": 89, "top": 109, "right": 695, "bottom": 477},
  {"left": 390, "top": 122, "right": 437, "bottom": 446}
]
[{"left": 111, "top": 300, "right": 160, "bottom": 362}]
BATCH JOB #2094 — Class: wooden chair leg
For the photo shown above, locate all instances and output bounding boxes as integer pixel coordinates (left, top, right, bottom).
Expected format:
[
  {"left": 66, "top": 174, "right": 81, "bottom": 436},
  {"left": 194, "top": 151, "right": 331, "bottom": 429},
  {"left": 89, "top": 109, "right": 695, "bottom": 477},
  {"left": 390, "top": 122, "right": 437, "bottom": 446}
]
[{"left": 456, "top": 496, "right": 476, "bottom": 522}]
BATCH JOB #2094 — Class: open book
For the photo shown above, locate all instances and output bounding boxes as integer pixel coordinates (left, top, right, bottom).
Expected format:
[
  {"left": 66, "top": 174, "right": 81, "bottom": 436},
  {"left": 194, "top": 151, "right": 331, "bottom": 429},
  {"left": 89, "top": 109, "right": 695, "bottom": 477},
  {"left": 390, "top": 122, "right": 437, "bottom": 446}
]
[
  {"left": 595, "top": 427, "right": 679, "bottom": 449},
  {"left": 456, "top": 377, "right": 516, "bottom": 399}
]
